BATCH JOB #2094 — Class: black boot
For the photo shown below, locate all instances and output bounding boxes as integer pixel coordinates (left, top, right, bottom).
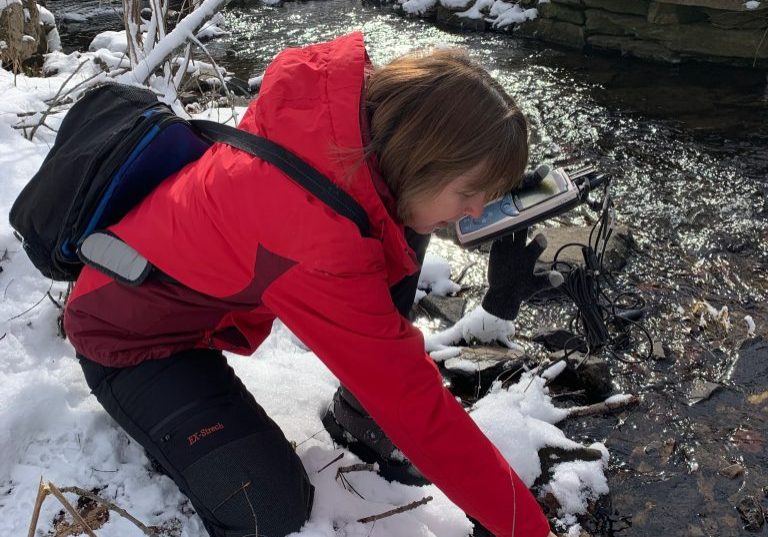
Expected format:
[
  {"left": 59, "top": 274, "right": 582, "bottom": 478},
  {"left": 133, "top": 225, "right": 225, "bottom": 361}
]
[{"left": 322, "top": 387, "right": 430, "bottom": 486}]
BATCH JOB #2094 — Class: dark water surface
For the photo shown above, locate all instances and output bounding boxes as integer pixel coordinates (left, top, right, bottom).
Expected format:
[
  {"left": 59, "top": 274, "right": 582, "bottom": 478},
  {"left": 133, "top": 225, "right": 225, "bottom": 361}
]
[{"left": 48, "top": 0, "right": 768, "bottom": 535}]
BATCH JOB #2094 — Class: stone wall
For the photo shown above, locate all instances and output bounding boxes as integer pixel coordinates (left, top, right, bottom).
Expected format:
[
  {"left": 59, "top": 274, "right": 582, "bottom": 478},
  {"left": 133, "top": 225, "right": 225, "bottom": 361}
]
[
  {"left": 518, "top": 0, "right": 768, "bottom": 67},
  {"left": 391, "top": 0, "right": 768, "bottom": 68}
]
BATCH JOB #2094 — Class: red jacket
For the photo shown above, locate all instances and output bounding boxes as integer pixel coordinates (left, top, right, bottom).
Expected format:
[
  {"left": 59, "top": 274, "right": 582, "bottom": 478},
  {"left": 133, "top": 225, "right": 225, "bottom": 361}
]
[{"left": 64, "top": 33, "right": 549, "bottom": 537}]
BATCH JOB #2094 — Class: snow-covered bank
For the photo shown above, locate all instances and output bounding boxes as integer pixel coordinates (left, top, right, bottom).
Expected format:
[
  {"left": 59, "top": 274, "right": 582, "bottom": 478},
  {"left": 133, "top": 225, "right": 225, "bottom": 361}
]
[{"left": 1, "top": 50, "right": 609, "bottom": 535}]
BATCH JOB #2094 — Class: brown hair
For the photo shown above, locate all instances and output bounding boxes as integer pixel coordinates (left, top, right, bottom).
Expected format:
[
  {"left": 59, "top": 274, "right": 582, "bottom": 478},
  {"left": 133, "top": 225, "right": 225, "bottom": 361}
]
[{"left": 365, "top": 48, "right": 529, "bottom": 222}]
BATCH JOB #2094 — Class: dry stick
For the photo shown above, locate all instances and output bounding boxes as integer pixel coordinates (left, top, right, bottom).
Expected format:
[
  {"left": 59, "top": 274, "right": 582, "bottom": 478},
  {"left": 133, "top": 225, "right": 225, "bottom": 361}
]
[
  {"left": 46, "top": 482, "right": 98, "bottom": 537},
  {"left": 26, "top": 478, "right": 49, "bottom": 537},
  {"left": 335, "top": 464, "right": 375, "bottom": 500},
  {"left": 566, "top": 394, "right": 638, "bottom": 418},
  {"left": 357, "top": 496, "right": 434, "bottom": 524},
  {"left": 187, "top": 33, "right": 239, "bottom": 125},
  {"left": 5, "top": 281, "right": 54, "bottom": 323},
  {"left": 336, "top": 472, "right": 365, "bottom": 500},
  {"left": 337, "top": 463, "right": 376, "bottom": 475},
  {"left": 58, "top": 486, "right": 156, "bottom": 536},
  {"left": 317, "top": 453, "right": 344, "bottom": 474},
  {"left": 294, "top": 427, "right": 326, "bottom": 449},
  {"left": 28, "top": 60, "right": 88, "bottom": 140}
]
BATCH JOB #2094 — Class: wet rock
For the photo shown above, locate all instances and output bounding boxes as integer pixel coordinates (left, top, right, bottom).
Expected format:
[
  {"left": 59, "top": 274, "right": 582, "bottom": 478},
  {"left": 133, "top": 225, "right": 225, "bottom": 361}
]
[
  {"left": 436, "top": 6, "right": 488, "bottom": 31},
  {"left": 536, "top": 224, "right": 634, "bottom": 273},
  {"left": 718, "top": 462, "right": 745, "bottom": 479},
  {"left": 687, "top": 379, "right": 721, "bottom": 405},
  {"left": 730, "top": 428, "right": 764, "bottom": 454},
  {"left": 585, "top": 9, "right": 650, "bottom": 36},
  {"left": 644, "top": 437, "right": 676, "bottom": 464},
  {"left": 551, "top": 349, "right": 613, "bottom": 399},
  {"left": 441, "top": 346, "right": 528, "bottom": 401},
  {"left": 736, "top": 495, "right": 765, "bottom": 532},
  {"left": 629, "top": 445, "right": 655, "bottom": 473},
  {"left": 534, "top": 445, "right": 604, "bottom": 488},
  {"left": 515, "top": 17, "right": 587, "bottom": 48},
  {"left": 538, "top": 2, "right": 586, "bottom": 24},
  {"left": 418, "top": 294, "right": 466, "bottom": 325},
  {"left": 731, "top": 337, "right": 768, "bottom": 392},
  {"left": 652, "top": 340, "right": 667, "bottom": 360},
  {"left": 583, "top": 0, "right": 650, "bottom": 16},
  {"left": 587, "top": 34, "right": 682, "bottom": 63},
  {"left": 656, "top": 0, "right": 764, "bottom": 9},
  {"left": 647, "top": 2, "right": 706, "bottom": 25},
  {"left": 533, "top": 327, "right": 587, "bottom": 353}
]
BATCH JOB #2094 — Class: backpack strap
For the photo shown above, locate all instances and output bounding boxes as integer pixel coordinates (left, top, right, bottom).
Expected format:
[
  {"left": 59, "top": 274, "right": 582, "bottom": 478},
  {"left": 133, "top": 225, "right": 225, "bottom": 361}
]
[{"left": 190, "top": 119, "right": 371, "bottom": 239}]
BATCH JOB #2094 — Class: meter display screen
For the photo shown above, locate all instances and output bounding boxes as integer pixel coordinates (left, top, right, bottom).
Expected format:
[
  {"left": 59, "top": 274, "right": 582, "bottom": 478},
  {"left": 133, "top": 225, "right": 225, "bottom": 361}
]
[{"left": 513, "top": 173, "right": 567, "bottom": 211}]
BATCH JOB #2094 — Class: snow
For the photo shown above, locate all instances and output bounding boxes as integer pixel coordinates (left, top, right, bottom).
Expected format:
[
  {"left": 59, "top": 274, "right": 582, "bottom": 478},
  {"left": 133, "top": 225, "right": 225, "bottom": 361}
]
[
  {"left": 490, "top": 4, "right": 538, "bottom": 28},
  {"left": 604, "top": 393, "right": 634, "bottom": 405},
  {"left": 37, "top": 4, "right": 55, "bottom": 26},
  {"left": 117, "top": 0, "right": 228, "bottom": 86},
  {"left": 0, "top": 41, "right": 609, "bottom": 536},
  {"left": 248, "top": 74, "right": 264, "bottom": 91},
  {"left": 744, "top": 315, "right": 756, "bottom": 337},
  {"left": 89, "top": 30, "right": 128, "bottom": 54},
  {"left": 197, "top": 12, "right": 228, "bottom": 40},
  {"left": 458, "top": 0, "right": 494, "bottom": 20},
  {"left": 542, "top": 359, "right": 567, "bottom": 381},
  {"left": 418, "top": 253, "right": 462, "bottom": 296},
  {"left": 745, "top": 1, "right": 761, "bottom": 9},
  {"left": 399, "top": 0, "right": 438, "bottom": 16},
  {"left": 38, "top": 5, "right": 62, "bottom": 53}
]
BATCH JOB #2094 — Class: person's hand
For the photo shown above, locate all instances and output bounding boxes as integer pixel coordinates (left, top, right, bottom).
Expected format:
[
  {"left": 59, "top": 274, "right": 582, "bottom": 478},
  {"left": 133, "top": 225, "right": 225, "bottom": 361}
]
[{"left": 481, "top": 230, "right": 564, "bottom": 321}]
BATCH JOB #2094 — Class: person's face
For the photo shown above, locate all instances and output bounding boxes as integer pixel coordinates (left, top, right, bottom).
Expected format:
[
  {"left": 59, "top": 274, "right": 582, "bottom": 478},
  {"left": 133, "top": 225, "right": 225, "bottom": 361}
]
[{"left": 404, "top": 163, "right": 490, "bottom": 235}]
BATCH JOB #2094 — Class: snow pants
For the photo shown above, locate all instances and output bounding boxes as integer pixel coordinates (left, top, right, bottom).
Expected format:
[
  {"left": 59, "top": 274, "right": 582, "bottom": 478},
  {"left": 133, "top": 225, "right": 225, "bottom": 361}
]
[
  {"left": 79, "top": 349, "right": 314, "bottom": 537},
  {"left": 78, "top": 229, "right": 430, "bottom": 537}
]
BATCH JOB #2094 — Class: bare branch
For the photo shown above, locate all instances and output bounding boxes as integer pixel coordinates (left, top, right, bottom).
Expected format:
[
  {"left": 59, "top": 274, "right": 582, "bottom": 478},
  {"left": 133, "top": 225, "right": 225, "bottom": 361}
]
[
  {"left": 357, "top": 496, "right": 434, "bottom": 524},
  {"left": 45, "top": 482, "right": 98, "bottom": 537},
  {"left": 28, "top": 60, "right": 88, "bottom": 140},
  {"left": 58, "top": 485, "right": 157, "bottom": 536},
  {"left": 187, "top": 32, "right": 238, "bottom": 124},
  {"left": 26, "top": 478, "right": 49, "bottom": 537},
  {"left": 566, "top": 394, "right": 638, "bottom": 418},
  {"left": 117, "top": 0, "right": 229, "bottom": 86},
  {"left": 317, "top": 453, "right": 344, "bottom": 474}
]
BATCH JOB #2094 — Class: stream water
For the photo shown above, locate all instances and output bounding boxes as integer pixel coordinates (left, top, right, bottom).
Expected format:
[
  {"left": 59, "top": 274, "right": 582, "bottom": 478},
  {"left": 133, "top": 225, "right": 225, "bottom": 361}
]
[{"left": 48, "top": 0, "right": 768, "bottom": 535}]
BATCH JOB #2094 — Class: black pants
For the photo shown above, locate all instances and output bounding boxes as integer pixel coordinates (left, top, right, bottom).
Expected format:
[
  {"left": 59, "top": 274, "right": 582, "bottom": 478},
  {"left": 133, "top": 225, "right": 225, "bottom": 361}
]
[
  {"left": 80, "top": 349, "right": 313, "bottom": 537},
  {"left": 78, "top": 230, "right": 430, "bottom": 537}
]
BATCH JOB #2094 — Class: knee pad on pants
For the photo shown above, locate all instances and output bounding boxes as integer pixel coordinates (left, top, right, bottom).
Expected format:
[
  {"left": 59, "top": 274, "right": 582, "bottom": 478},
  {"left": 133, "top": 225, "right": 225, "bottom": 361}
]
[{"left": 181, "top": 429, "right": 314, "bottom": 537}]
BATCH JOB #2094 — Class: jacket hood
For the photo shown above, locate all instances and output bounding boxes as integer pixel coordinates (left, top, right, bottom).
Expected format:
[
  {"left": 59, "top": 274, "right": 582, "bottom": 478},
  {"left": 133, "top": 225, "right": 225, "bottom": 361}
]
[{"left": 237, "top": 32, "right": 418, "bottom": 285}]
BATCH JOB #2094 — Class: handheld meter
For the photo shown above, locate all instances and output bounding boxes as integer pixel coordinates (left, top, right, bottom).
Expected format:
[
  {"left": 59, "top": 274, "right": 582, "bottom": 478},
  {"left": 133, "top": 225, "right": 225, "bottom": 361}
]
[{"left": 456, "top": 165, "right": 605, "bottom": 247}]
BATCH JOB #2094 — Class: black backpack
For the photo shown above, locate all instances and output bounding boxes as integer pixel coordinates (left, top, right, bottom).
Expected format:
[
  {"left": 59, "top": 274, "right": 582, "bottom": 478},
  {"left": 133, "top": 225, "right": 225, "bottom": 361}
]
[{"left": 9, "top": 83, "right": 370, "bottom": 281}]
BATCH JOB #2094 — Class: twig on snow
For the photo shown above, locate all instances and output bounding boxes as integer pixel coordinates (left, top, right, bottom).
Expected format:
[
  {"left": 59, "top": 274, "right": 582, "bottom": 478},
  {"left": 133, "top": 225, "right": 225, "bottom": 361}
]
[
  {"left": 357, "top": 496, "right": 434, "bottom": 524},
  {"left": 335, "top": 463, "right": 377, "bottom": 500},
  {"left": 27, "top": 480, "right": 157, "bottom": 537},
  {"left": 5, "top": 281, "right": 54, "bottom": 323},
  {"left": 44, "top": 482, "right": 98, "bottom": 537},
  {"left": 28, "top": 60, "right": 87, "bottom": 140},
  {"left": 317, "top": 453, "right": 344, "bottom": 473},
  {"left": 59, "top": 485, "right": 156, "bottom": 536}
]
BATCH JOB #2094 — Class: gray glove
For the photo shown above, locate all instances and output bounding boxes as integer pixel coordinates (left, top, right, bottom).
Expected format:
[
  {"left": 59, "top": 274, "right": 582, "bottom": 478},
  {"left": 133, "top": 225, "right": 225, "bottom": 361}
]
[{"left": 481, "top": 230, "right": 564, "bottom": 321}]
